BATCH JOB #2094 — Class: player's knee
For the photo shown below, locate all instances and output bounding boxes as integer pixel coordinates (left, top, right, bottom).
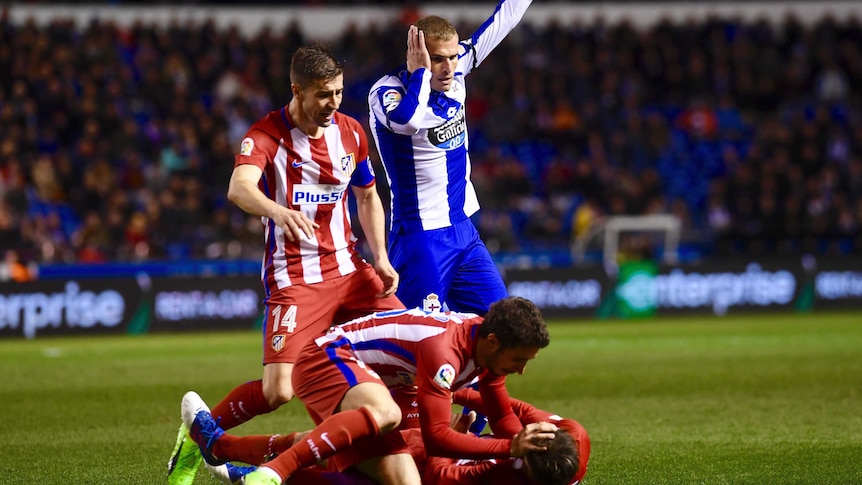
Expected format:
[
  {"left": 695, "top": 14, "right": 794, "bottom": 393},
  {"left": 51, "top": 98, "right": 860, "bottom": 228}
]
[
  {"left": 262, "top": 381, "right": 294, "bottom": 407},
  {"left": 368, "top": 400, "right": 402, "bottom": 434},
  {"left": 262, "top": 364, "right": 295, "bottom": 407}
]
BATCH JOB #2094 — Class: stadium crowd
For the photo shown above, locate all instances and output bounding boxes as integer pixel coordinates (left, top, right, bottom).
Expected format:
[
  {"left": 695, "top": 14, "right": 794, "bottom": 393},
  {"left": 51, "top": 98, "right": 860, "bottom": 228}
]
[{"left": 1, "top": 7, "right": 861, "bottom": 269}]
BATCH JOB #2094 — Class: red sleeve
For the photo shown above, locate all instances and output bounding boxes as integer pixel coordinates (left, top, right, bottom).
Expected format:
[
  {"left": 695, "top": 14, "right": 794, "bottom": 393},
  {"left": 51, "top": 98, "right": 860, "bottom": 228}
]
[
  {"left": 423, "top": 457, "right": 497, "bottom": 485},
  {"left": 353, "top": 119, "right": 369, "bottom": 163},
  {"left": 425, "top": 457, "right": 528, "bottom": 485},
  {"left": 416, "top": 363, "right": 513, "bottom": 459},
  {"left": 234, "top": 128, "right": 278, "bottom": 170},
  {"left": 454, "top": 388, "right": 591, "bottom": 484},
  {"left": 556, "top": 418, "right": 590, "bottom": 483},
  {"left": 478, "top": 374, "right": 522, "bottom": 438}
]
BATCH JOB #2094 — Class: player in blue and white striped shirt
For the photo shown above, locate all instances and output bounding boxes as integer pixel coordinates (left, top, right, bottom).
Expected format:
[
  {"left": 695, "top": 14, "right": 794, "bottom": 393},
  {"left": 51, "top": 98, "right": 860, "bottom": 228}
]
[{"left": 368, "top": 0, "right": 532, "bottom": 316}]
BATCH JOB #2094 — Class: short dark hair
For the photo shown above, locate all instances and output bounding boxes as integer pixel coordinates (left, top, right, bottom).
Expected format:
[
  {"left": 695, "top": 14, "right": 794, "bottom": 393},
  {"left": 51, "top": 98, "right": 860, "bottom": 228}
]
[
  {"left": 525, "top": 429, "right": 579, "bottom": 485},
  {"left": 478, "top": 297, "right": 549, "bottom": 349},
  {"left": 289, "top": 44, "right": 343, "bottom": 89}
]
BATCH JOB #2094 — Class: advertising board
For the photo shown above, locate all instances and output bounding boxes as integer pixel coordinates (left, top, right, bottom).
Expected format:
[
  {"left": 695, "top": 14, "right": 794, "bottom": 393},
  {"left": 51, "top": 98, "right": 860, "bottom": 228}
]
[{"left": 0, "top": 275, "right": 263, "bottom": 338}]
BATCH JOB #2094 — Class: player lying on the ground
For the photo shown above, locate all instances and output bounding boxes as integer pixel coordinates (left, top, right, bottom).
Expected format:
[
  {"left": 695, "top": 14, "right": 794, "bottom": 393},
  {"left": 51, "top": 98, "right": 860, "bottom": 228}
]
[
  {"left": 184, "top": 297, "right": 556, "bottom": 484},
  {"left": 188, "top": 386, "right": 589, "bottom": 485},
  {"left": 422, "top": 387, "right": 590, "bottom": 485}
]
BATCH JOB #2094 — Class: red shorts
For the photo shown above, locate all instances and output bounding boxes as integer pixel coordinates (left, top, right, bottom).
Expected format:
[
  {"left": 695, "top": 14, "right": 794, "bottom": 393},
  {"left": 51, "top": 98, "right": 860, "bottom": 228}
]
[
  {"left": 292, "top": 339, "right": 410, "bottom": 472},
  {"left": 262, "top": 264, "right": 404, "bottom": 364}
]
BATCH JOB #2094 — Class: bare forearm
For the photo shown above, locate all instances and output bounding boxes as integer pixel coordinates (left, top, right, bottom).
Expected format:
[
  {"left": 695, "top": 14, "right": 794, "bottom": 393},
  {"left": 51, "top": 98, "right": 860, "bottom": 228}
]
[
  {"left": 356, "top": 191, "right": 390, "bottom": 263},
  {"left": 228, "top": 178, "right": 279, "bottom": 219}
]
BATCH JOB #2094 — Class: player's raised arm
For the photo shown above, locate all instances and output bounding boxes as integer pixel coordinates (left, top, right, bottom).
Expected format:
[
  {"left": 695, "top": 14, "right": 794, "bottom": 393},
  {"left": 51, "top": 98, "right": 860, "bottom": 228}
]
[{"left": 459, "top": 0, "right": 533, "bottom": 75}]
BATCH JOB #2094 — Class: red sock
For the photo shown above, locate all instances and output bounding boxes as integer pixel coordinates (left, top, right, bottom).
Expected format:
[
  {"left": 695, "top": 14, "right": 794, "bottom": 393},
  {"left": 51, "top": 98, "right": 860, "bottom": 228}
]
[
  {"left": 264, "top": 407, "right": 379, "bottom": 480},
  {"left": 211, "top": 380, "right": 275, "bottom": 430},
  {"left": 213, "top": 432, "right": 297, "bottom": 466}
]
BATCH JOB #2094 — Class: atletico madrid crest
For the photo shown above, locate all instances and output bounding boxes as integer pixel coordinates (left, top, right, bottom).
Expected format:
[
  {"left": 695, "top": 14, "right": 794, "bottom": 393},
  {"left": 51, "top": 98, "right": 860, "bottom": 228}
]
[
  {"left": 271, "top": 335, "right": 285, "bottom": 353},
  {"left": 340, "top": 153, "right": 355, "bottom": 175}
]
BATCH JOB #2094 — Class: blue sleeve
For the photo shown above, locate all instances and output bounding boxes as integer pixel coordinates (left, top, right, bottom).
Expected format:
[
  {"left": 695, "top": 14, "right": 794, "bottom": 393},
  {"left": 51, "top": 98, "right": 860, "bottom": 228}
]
[
  {"left": 459, "top": 0, "right": 532, "bottom": 75},
  {"left": 385, "top": 69, "right": 431, "bottom": 127},
  {"left": 350, "top": 157, "right": 375, "bottom": 187}
]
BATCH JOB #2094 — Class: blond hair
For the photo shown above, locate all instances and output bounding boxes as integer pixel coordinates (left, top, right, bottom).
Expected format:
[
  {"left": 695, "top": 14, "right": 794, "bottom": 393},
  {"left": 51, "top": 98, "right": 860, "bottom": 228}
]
[{"left": 415, "top": 16, "right": 458, "bottom": 42}]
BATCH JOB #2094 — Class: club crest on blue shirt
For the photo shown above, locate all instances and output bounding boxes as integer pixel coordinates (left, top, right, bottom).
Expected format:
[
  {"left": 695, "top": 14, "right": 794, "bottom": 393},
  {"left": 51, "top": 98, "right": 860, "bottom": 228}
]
[
  {"left": 341, "top": 153, "right": 356, "bottom": 175},
  {"left": 423, "top": 293, "right": 443, "bottom": 313},
  {"left": 433, "top": 363, "right": 456, "bottom": 390}
]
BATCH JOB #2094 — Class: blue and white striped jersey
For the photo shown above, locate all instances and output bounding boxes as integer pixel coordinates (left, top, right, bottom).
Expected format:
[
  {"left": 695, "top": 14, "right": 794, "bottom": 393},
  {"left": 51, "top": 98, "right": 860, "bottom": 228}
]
[{"left": 369, "top": 0, "right": 532, "bottom": 234}]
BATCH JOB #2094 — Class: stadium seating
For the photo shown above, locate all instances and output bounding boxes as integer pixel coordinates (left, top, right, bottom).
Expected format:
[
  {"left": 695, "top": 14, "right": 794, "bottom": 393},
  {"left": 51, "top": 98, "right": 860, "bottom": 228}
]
[{"left": 1, "top": 10, "right": 860, "bottom": 267}]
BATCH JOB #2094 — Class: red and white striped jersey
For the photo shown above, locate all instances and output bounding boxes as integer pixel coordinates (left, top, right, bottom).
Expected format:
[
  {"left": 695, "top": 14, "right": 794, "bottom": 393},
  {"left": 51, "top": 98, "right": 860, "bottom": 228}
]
[
  {"left": 313, "top": 308, "right": 522, "bottom": 459},
  {"left": 314, "top": 308, "right": 484, "bottom": 393},
  {"left": 235, "top": 107, "right": 376, "bottom": 291}
]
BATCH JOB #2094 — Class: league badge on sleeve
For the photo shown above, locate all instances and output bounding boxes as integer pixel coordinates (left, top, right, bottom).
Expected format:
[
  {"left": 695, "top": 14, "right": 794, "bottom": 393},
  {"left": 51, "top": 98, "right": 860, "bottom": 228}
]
[
  {"left": 240, "top": 137, "right": 255, "bottom": 156},
  {"left": 382, "top": 89, "right": 402, "bottom": 112},
  {"left": 433, "top": 363, "right": 456, "bottom": 390}
]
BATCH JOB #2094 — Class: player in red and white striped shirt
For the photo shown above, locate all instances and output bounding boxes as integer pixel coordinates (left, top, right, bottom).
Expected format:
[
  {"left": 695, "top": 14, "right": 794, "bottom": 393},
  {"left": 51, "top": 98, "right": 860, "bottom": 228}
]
[
  {"left": 167, "top": 45, "right": 404, "bottom": 485},
  {"left": 231, "top": 296, "right": 557, "bottom": 485},
  {"left": 190, "top": 388, "right": 589, "bottom": 485}
]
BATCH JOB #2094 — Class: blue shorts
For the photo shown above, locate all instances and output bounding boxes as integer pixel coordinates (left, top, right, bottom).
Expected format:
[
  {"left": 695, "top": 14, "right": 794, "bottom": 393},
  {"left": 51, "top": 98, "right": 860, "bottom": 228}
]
[{"left": 388, "top": 219, "right": 507, "bottom": 315}]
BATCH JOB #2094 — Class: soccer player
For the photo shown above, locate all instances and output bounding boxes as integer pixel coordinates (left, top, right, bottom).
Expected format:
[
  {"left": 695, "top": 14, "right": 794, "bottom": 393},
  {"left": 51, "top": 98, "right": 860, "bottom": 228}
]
[
  {"left": 184, "top": 296, "right": 558, "bottom": 485},
  {"left": 422, "top": 387, "right": 591, "bottom": 485},
  {"left": 167, "top": 44, "right": 404, "bottom": 485},
  {"left": 179, "top": 387, "right": 589, "bottom": 485},
  {"left": 368, "top": 0, "right": 532, "bottom": 315}
]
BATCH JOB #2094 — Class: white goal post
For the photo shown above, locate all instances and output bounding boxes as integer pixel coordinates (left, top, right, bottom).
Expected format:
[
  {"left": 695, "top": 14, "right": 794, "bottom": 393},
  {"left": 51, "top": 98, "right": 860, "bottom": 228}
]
[{"left": 571, "top": 214, "right": 681, "bottom": 274}]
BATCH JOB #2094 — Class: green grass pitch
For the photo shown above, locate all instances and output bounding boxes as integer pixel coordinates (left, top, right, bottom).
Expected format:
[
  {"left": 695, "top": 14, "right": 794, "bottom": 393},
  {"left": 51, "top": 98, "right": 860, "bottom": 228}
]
[{"left": 1, "top": 311, "right": 860, "bottom": 484}]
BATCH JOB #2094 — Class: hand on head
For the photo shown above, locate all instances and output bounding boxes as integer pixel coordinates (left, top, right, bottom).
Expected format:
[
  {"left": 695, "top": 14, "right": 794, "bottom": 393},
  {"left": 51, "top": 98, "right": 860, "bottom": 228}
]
[
  {"left": 511, "top": 421, "right": 559, "bottom": 457},
  {"left": 406, "top": 25, "right": 431, "bottom": 74}
]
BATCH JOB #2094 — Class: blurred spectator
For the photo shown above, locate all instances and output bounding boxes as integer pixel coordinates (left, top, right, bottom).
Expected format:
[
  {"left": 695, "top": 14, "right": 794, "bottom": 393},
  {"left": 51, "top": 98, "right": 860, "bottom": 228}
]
[
  {"left": 0, "top": 250, "right": 34, "bottom": 282},
  {"left": 1, "top": 8, "right": 861, "bottom": 270}
]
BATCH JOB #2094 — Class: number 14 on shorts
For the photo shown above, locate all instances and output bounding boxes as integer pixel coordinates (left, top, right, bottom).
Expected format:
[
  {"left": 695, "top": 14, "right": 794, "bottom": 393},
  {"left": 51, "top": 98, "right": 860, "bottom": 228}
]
[{"left": 272, "top": 305, "right": 298, "bottom": 333}]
